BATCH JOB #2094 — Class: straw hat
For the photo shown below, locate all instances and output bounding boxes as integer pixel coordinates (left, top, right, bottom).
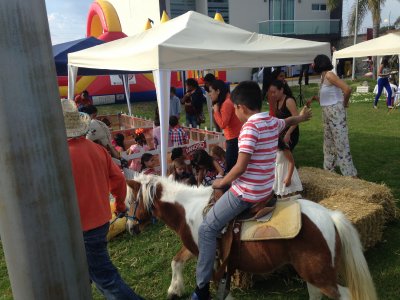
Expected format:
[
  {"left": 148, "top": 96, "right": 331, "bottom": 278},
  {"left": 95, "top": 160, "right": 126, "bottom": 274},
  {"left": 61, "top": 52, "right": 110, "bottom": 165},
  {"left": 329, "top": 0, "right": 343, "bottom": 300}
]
[{"left": 61, "top": 99, "right": 91, "bottom": 138}]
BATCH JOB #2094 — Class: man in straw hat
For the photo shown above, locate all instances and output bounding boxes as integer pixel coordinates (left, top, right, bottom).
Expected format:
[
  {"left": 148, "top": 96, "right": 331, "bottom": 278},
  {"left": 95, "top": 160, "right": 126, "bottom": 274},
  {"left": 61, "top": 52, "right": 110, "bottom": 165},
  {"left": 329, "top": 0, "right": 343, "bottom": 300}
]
[{"left": 62, "top": 99, "right": 143, "bottom": 300}]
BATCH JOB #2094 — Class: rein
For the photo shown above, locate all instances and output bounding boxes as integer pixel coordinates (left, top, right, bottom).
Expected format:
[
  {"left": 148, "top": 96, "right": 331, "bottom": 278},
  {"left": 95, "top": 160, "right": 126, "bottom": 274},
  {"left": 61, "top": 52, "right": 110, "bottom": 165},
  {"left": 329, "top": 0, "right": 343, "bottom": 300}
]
[{"left": 127, "top": 184, "right": 157, "bottom": 224}]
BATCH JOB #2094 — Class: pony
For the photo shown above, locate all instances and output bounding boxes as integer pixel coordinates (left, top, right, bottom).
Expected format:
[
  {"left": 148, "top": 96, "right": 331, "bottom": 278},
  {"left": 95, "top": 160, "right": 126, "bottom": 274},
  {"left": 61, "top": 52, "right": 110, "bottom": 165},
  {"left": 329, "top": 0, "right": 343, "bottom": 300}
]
[{"left": 125, "top": 174, "right": 377, "bottom": 300}]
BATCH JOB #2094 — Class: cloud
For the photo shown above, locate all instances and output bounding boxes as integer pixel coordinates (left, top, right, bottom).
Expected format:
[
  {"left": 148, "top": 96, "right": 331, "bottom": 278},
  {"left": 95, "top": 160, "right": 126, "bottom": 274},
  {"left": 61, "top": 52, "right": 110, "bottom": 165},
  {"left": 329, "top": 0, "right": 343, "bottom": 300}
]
[
  {"left": 45, "top": 0, "right": 92, "bottom": 44},
  {"left": 47, "top": 11, "right": 87, "bottom": 44}
]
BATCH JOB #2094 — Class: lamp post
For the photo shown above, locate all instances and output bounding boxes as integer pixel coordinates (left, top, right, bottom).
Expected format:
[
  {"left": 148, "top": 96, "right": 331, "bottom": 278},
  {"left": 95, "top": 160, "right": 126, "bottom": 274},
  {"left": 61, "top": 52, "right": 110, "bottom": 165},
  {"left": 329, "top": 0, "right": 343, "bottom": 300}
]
[{"left": 351, "top": 0, "right": 359, "bottom": 80}]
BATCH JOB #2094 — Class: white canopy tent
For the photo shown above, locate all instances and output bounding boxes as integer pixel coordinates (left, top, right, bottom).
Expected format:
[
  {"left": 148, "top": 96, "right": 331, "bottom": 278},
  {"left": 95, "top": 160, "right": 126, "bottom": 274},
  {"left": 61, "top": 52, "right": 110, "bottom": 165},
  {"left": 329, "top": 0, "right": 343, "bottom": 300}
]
[
  {"left": 68, "top": 11, "right": 330, "bottom": 176},
  {"left": 332, "top": 32, "right": 400, "bottom": 75}
]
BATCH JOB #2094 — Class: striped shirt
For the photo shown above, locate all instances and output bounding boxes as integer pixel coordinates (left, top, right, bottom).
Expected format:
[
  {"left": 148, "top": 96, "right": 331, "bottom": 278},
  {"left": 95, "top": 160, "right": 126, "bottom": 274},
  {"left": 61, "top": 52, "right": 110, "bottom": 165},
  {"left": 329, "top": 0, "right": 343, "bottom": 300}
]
[{"left": 230, "top": 112, "right": 285, "bottom": 202}]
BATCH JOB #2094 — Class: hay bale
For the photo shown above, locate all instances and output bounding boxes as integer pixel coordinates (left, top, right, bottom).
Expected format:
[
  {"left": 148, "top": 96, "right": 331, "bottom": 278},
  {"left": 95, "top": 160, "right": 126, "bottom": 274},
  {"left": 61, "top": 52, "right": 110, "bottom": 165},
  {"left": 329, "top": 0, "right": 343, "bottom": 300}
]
[
  {"left": 299, "top": 167, "right": 398, "bottom": 221},
  {"left": 319, "top": 195, "right": 385, "bottom": 249}
]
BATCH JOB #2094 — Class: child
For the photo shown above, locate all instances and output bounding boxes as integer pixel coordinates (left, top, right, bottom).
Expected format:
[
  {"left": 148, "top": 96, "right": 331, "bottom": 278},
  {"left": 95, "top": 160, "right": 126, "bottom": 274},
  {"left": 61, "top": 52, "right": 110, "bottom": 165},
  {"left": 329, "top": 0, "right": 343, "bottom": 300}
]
[
  {"left": 128, "top": 129, "right": 150, "bottom": 171},
  {"left": 273, "top": 139, "right": 303, "bottom": 198},
  {"left": 140, "top": 153, "right": 158, "bottom": 175},
  {"left": 191, "top": 81, "right": 311, "bottom": 300},
  {"left": 169, "top": 115, "right": 189, "bottom": 146},
  {"left": 168, "top": 157, "right": 196, "bottom": 185},
  {"left": 112, "top": 133, "right": 126, "bottom": 152},
  {"left": 170, "top": 86, "right": 181, "bottom": 118},
  {"left": 191, "top": 149, "right": 225, "bottom": 187},
  {"left": 209, "top": 145, "right": 226, "bottom": 171}
]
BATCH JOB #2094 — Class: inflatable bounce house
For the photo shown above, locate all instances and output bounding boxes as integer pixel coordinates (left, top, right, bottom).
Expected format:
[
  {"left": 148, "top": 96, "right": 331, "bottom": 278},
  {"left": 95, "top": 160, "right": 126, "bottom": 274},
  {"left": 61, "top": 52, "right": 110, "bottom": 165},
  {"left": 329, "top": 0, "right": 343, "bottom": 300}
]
[{"left": 57, "top": 0, "right": 225, "bottom": 105}]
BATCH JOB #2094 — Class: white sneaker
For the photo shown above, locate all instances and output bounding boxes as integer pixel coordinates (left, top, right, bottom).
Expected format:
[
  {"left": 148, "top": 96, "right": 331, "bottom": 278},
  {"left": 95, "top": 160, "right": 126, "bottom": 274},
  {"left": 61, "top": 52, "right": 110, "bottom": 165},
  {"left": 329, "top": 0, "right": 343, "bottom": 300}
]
[
  {"left": 373, "top": 105, "right": 378, "bottom": 109},
  {"left": 388, "top": 106, "right": 393, "bottom": 109}
]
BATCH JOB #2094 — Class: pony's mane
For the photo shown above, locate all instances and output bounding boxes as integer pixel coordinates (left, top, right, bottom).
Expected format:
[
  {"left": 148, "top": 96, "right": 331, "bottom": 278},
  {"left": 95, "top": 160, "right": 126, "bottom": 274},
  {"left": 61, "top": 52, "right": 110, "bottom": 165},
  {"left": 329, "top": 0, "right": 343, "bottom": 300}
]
[{"left": 132, "top": 173, "right": 212, "bottom": 211}]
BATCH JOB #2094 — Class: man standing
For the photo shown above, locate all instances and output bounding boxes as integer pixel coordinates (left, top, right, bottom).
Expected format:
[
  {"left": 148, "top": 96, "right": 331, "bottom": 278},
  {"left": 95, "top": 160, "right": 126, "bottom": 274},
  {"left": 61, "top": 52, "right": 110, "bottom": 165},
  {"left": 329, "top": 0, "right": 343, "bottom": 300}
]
[
  {"left": 62, "top": 99, "right": 143, "bottom": 300},
  {"left": 181, "top": 78, "right": 205, "bottom": 128},
  {"left": 298, "top": 64, "right": 310, "bottom": 85}
]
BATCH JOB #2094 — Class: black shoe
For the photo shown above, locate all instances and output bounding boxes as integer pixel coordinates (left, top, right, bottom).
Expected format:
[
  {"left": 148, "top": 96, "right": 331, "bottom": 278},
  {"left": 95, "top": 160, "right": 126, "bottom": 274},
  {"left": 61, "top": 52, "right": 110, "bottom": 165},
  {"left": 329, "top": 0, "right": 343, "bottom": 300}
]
[{"left": 191, "top": 284, "right": 211, "bottom": 300}]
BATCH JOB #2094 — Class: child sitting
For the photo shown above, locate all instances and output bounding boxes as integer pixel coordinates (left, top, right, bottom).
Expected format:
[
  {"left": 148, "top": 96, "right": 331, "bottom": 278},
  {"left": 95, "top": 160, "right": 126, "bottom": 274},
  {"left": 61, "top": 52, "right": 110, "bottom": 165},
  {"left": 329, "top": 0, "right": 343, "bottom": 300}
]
[
  {"left": 273, "top": 139, "right": 303, "bottom": 198},
  {"left": 209, "top": 145, "right": 226, "bottom": 171},
  {"left": 191, "top": 149, "right": 224, "bottom": 187},
  {"left": 191, "top": 81, "right": 311, "bottom": 300},
  {"left": 170, "top": 147, "right": 192, "bottom": 175},
  {"left": 128, "top": 129, "right": 150, "bottom": 171},
  {"left": 112, "top": 133, "right": 126, "bottom": 152},
  {"left": 168, "top": 157, "right": 196, "bottom": 185},
  {"left": 140, "top": 153, "right": 158, "bottom": 175}
]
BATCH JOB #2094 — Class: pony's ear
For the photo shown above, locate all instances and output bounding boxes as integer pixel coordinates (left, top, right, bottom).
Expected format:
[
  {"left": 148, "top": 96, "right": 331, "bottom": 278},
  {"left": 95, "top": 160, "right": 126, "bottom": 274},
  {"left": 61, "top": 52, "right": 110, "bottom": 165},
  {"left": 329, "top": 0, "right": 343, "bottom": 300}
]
[{"left": 126, "top": 179, "right": 141, "bottom": 191}]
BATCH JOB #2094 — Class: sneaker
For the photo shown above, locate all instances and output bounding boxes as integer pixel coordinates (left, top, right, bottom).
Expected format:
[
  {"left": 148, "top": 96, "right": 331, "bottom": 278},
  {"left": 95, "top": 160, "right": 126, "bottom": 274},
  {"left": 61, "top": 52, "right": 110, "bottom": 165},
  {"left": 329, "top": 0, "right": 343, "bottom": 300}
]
[
  {"left": 373, "top": 105, "right": 378, "bottom": 109},
  {"left": 388, "top": 106, "right": 393, "bottom": 109},
  {"left": 191, "top": 292, "right": 212, "bottom": 300},
  {"left": 191, "top": 284, "right": 211, "bottom": 300}
]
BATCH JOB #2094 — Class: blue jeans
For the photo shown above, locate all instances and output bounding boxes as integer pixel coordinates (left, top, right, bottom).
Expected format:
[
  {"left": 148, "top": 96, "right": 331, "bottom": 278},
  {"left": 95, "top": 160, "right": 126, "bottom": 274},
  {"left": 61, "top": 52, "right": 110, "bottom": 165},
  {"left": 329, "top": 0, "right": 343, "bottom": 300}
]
[
  {"left": 374, "top": 77, "right": 392, "bottom": 106},
  {"left": 196, "top": 191, "right": 252, "bottom": 288},
  {"left": 83, "top": 223, "right": 143, "bottom": 300},
  {"left": 186, "top": 113, "right": 198, "bottom": 128}
]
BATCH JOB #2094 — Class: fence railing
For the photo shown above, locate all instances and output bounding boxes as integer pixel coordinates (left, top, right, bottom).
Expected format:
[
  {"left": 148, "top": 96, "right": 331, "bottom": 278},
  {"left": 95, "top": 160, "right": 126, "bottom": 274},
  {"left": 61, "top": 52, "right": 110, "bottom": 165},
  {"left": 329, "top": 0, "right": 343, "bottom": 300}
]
[{"left": 258, "top": 19, "right": 341, "bottom": 36}]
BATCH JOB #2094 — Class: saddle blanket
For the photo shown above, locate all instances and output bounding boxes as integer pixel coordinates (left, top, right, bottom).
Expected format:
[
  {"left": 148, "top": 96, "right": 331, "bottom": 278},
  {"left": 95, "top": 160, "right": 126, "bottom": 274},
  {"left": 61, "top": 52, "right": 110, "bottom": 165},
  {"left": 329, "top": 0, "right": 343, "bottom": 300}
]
[{"left": 240, "top": 199, "right": 301, "bottom": 241}]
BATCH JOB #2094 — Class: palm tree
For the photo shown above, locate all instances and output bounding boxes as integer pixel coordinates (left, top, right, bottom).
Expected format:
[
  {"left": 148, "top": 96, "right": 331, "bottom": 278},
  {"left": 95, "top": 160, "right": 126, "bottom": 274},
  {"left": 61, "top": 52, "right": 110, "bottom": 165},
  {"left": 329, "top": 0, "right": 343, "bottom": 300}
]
[
  {"left": 395, "top": 15, "right": 400, "bottom": 27},
  {"left": 328, "top": 0, "right": 399, "bottom": 38}
]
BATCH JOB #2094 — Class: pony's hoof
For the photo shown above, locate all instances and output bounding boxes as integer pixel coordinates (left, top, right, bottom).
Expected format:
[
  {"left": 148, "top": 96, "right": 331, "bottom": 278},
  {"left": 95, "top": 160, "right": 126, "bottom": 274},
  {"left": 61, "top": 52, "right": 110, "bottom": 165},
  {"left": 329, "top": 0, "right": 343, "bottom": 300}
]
[{"left": 167, "top": 293, "right": 179, "bottom": 300}]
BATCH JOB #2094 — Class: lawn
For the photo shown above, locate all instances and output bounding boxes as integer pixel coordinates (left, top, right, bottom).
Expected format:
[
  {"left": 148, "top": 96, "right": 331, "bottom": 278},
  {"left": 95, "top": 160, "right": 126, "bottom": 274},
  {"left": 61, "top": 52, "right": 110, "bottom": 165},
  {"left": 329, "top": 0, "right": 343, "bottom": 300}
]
[{"left": 1, "top": 79, "right": 399, "bottom": 299}]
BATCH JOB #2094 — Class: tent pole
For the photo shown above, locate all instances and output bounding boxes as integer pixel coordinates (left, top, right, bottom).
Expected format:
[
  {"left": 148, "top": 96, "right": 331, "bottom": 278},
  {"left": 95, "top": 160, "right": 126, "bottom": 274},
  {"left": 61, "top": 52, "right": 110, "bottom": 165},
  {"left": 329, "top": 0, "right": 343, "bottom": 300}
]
[
  {"left": 0, "top": 0, "right": 92, "bottom": 299},
  {"left": 122, "top": 74, "right": 132, "bottom": 116},
  {"left": 351, "top": 0, "right": 359, "bottom": 80},
  {"left": 153, "top": 70, "right": 171, "bottom": 176},
  {"left": 68, "top": 65, "right": 78, "bottom": 100}
]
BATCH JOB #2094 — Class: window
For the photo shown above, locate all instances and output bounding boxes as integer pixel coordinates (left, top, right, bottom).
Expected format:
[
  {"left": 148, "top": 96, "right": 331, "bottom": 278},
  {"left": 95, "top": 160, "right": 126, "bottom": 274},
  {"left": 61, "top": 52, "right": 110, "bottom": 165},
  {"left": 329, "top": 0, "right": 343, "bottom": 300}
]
[
  {"left": 312, "top": 4, "right": 327, "bottom": 11},
  {"left": 170, "top": 0, "right": 196, "bottom": 18},
  {"left": 269, "top": 0, "right": 295, "bottom": 34}
]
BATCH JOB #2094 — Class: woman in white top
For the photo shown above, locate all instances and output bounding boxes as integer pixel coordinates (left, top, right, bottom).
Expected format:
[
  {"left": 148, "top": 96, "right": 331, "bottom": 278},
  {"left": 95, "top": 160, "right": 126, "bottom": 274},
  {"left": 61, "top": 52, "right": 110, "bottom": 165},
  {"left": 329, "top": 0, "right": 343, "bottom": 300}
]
[{"left": 307, "top": 54, "right": 357, "bottom": 177}]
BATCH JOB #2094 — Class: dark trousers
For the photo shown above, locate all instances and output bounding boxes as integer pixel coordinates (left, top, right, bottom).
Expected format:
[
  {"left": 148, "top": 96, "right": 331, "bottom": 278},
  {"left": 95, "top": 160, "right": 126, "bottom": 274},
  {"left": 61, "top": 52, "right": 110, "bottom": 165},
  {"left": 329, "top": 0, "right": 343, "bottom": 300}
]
[
  {"left": 83, "top": 223, "right": 143, "bottom": 300},
  {"left": 298, "top": 64, "right": 309, "bottom": 85},
  {"left": 225, "top": 138, "right": 239, "bottom": 173}
]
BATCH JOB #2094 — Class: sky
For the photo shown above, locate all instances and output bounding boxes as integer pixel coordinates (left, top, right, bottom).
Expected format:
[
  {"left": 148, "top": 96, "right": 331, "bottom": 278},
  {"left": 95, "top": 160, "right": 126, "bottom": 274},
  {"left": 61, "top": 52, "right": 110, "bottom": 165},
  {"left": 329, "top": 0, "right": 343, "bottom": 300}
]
[{"left": 45, "top": 0, "right": 399, "bottom": 45}]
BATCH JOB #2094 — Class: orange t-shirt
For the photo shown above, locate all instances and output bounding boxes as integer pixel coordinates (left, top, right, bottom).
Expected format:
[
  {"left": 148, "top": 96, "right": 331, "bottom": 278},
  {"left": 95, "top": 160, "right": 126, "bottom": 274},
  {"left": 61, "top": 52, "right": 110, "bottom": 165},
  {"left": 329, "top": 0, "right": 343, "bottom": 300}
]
[
  {"left": 68, "top": 137, "right": 126, "bottom": 231},
  {"left": 213, "top": 95, "right": 243, "bottom": 140}
]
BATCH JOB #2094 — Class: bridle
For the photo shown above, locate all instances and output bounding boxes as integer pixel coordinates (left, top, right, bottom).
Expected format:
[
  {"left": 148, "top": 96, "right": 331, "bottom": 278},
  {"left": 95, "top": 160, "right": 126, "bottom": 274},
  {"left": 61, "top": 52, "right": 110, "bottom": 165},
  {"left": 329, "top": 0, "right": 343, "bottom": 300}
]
[{"left": 126, "top": 184, "right": 156, "bottom": 225}]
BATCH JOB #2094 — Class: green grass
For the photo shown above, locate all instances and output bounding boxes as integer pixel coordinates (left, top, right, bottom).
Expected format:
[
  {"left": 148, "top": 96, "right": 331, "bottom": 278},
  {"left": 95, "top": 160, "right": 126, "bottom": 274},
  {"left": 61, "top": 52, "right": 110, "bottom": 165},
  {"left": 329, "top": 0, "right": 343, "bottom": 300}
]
[{"left": 1, "top": 80, "right": 400, "bottom": 299}]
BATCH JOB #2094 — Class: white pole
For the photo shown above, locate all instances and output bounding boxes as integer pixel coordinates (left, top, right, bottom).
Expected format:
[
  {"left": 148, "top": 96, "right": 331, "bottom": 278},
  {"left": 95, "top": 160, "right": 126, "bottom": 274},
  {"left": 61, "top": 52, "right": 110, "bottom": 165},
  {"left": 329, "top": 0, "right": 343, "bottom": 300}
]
[
  {"left": 153, "top": 70, "right": 171, "bottom": 176},
  {"left": 351, "top": 0, "right": 359, "bottom": 80},
  {"left": 0, "top": 1, "right": 92, "bottom": 299},
  {"left": 122, "top": 74, "right": 132, "bottom": 116}
]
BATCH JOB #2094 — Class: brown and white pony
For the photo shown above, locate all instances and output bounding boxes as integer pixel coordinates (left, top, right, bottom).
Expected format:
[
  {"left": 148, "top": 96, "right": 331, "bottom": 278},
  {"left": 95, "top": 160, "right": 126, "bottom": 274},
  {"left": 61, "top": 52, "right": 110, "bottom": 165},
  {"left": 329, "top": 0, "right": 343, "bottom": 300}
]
[{"left": 125, "top": 174, "right": 377, "bottom": 300}]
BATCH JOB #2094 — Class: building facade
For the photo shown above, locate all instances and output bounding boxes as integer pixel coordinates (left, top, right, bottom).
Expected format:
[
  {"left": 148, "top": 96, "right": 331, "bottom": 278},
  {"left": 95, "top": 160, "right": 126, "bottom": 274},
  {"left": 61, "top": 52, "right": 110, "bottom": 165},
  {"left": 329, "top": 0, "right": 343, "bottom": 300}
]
[{"left": 164, "top": 0, "right": 342, "bottom": 42}]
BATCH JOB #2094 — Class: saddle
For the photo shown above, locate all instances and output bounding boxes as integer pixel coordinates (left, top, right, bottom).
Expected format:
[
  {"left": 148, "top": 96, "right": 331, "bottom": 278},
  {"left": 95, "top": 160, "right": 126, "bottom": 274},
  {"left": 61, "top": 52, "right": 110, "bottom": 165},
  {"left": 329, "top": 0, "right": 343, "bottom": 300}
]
[{"left": 212, "top": 191, "right": 301, "bottom": 283}]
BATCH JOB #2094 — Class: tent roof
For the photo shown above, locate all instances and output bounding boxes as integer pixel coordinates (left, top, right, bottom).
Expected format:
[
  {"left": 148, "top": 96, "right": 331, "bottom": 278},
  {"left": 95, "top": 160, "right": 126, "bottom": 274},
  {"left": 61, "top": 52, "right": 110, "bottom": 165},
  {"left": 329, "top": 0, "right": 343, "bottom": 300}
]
[
  {"left": 68, "top": 11, "right": 330, "bottom": 72},
  {"left": 53, "top": 37, "right": 132, "bottom": 76},
  {"left": 333, "top": 32, "right": 400, "bottom": 60}
]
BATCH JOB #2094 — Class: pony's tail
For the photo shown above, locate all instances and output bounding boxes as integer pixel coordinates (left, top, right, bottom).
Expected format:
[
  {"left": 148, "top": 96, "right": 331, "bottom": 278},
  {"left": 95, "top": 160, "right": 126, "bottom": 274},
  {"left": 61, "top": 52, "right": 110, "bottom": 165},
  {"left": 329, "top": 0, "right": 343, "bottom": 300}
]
[{"left": 330, "top": 211, "right": 377, "bottom": 300}]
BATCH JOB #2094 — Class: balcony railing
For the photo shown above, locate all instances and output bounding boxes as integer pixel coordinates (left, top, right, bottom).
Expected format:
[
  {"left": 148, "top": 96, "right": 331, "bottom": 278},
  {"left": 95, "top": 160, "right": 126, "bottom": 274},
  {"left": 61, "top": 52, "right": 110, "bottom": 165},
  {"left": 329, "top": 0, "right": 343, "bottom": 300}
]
[{"left": 258, "top": 19, "right": 341, "bottom": 36}]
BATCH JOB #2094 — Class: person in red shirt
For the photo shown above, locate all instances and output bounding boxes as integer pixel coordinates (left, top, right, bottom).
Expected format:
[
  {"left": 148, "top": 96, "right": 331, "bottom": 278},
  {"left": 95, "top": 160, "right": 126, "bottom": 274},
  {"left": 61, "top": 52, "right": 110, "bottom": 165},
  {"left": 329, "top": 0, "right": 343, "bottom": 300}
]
[
  {"left": 62, "top": 99, "right": 143, "bottom": 300},
  {"left": 209, "top": 79, "right": 243, "bottom": 172},
  {"left": 74, "top": 90, "right": 93, "bottom": 110}
]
